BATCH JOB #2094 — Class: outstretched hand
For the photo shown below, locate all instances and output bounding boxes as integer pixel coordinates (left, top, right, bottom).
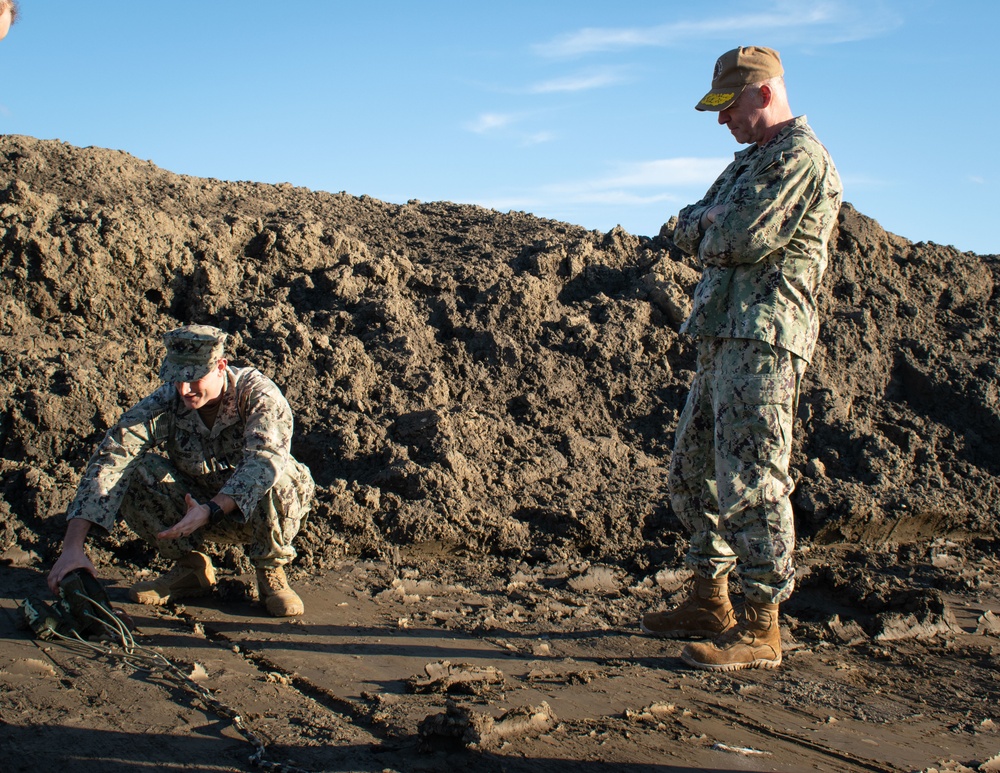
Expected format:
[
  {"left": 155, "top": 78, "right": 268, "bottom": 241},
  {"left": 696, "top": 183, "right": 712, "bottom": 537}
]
[{"left": 156, "top": 494, "right": 210, "bottom": 540}]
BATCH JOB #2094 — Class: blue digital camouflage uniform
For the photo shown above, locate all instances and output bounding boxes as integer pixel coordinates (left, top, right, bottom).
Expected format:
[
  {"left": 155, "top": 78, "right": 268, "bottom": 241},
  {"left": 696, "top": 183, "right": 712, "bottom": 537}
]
[
  {"left": 669, "top": 115, "right": 842, "bottom": 604},
  {"left": 66, "top": 365, "right": 314, "bottom": 567}
]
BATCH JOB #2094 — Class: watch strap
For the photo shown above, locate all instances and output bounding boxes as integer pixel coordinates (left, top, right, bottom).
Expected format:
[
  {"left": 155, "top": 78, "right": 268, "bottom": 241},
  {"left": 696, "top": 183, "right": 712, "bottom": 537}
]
[{"left": 206, "top": 500, "right": 224, "bottom": 525}]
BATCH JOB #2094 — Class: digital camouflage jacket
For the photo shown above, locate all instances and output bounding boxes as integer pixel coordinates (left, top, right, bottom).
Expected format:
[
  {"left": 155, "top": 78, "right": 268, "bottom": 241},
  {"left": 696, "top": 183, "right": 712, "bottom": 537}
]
[
  {"left": 66, "top": 366, "right": 312, "bottom": 533},
  {"left": 672, "top": 116, "right": 843, "bottom": 361}
]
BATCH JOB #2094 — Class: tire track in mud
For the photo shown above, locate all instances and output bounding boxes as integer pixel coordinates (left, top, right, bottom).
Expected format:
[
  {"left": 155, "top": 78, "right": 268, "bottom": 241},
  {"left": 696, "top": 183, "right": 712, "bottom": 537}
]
[
  {"left": 692, "top": 699, "right": 905, "bottom": 773},
  {"left": 171, "top": 607, "right": 387, "bottom": 738}
]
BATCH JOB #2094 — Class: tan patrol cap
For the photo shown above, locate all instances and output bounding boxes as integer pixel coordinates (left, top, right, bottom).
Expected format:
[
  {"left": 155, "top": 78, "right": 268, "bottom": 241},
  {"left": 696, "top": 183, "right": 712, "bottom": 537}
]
[
  {"left": 696, "top": 46, "right": 784, "bottom": 112},
  {"left": 159, "top": 324, "right": 227, "bottom": 383}
]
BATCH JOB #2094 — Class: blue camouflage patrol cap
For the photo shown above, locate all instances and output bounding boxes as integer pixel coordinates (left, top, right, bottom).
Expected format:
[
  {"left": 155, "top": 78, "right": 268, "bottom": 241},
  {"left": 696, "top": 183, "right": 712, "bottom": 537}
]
[{"left": 159, "top": 325, "right": 227, "bottom": 383}]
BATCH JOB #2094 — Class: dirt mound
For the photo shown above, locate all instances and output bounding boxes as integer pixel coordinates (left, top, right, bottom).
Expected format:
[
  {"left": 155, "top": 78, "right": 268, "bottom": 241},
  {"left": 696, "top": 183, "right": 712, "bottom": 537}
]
[{"left": 1, "top": 134, "right": 998, "bottom": 577}]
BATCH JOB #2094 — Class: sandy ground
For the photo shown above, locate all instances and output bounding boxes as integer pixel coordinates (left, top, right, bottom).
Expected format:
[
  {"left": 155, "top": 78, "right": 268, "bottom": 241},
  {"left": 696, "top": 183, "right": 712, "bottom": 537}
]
[
  {"left": 1, "top": 135, "right": 1000, "bottom": 771},
  {"left": 3, "top": 543, "right": 999, "bottom": 772}
]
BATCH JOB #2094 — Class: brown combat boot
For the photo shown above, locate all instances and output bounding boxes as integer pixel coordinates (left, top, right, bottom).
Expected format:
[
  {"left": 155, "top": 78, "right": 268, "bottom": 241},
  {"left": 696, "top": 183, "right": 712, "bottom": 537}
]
[
  {"left": 256, "top": 565, "right": 304, "bottom": 617},
  {"left": 640, "top": 575, "right": 736, "bottom": 639},
  {"left": 681, "top": 599, "right": 781, "bottom": 671},
  {"left": 129, "top": 551, "right": 216, "bottom": 605}
]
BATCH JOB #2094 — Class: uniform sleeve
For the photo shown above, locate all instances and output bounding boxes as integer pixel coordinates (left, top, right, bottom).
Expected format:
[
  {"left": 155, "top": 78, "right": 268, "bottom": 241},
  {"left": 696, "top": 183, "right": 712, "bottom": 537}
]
[
  {"left": 698, "top": 147, "right": 821, "bottom": 267},
  {"left": 672, "top": 170, "right": 731, "bottom": 256},
  {"left": 218, "top": 372, "right": 294, "bottom": 519},
  {"left": 65, "top": 387, "right": 173, "bottom": 533},
  {"left": 673, "top": 202, "right": 708, "bottom": 256}
]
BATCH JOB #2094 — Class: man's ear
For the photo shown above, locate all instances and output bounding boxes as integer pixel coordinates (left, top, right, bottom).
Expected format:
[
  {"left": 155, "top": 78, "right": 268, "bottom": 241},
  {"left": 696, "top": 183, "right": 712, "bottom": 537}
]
[{"left": 758, "top": 83, "right": 773, "bottom": 108}]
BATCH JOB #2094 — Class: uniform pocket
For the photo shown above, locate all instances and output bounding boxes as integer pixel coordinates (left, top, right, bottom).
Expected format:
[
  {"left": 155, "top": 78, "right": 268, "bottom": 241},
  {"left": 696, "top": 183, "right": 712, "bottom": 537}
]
[{"left": 730, "top": 375, "right": 789, "bottom": 406}]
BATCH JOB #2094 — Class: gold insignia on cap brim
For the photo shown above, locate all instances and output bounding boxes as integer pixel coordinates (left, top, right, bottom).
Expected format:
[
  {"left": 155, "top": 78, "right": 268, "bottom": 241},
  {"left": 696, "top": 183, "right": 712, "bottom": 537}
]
[{"left": 701, "top": 92, "right": 736, "bottom": 107}]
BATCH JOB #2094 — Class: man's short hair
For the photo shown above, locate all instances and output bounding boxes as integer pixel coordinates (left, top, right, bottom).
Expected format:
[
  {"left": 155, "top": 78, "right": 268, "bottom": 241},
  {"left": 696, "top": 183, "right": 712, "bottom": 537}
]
[{"left": 0, "top": 1, "right": 19, "bottom": 24}]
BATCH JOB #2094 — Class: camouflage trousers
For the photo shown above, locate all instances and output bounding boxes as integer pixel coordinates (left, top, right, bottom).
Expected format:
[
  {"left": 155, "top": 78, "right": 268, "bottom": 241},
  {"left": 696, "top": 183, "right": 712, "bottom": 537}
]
[
  {"left": 668, "top": 337, "right": 805, "bottom": 604},
  {"left": 120, "top": 454, "right": 313, "bottom": 568}
]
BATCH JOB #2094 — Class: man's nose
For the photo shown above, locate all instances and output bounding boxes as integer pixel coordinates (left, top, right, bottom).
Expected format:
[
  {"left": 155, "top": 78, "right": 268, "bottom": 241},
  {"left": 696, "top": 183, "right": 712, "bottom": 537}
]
[
  {"left": 718, "top": 110, "right": 730, "bottom": 125},
  {"left": 177, "top": 382, "right": 193, "bottom": 395}
]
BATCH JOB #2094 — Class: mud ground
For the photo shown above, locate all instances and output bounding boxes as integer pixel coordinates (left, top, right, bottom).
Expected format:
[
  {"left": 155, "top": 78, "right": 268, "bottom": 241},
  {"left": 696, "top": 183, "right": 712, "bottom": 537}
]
[{"left": 1, "top": 135, "right": 999, "bottom": 771}]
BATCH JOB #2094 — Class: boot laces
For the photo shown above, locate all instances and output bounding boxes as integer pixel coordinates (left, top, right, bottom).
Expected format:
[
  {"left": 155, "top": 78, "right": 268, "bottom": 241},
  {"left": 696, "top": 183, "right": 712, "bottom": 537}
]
[
  {"left": 715, "top": 604, "right": 770, "bottom": 647},
  {"left": 258, "top": 567, "right": 288, "bottom": 594}
]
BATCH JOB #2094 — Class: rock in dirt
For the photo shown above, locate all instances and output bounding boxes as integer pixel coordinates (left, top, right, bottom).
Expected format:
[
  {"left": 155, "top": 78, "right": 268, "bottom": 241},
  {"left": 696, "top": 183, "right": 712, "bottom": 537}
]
[
  {"left": 418, "top": 699, "right": 557, "bottom": 750},
  {"left": 872, "top": 592, "right": 963, "bottom": 641},
  {"left": 406, "top": 660, "right": 505, "bottom": 695},
  {"left": 624, "top": 701, "right": 682, "bottom": 724},
  {"left": 975, "top": 610, "right": 1000, "bottom": 636},
  {"left": 981, "top": 753, "right": 1000, "bottom": 773}
]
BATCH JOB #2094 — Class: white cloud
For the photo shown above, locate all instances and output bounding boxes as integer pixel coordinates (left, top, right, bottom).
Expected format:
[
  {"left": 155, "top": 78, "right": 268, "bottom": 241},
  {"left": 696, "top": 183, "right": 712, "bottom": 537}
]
[
  {"left": 528, "top": 69, "right": 626, "bottom": 94},
  {"left": 473, "top": 156, "right": 728, "bottom": 212},
  {"left": 464, "top": 112, "right": 556, "bottom": 146},
  {"left": 466, "top": 112, "right": 517, "bottom": 134},
  {"left": 838, "top": 172, "right": 889, "bottom": 188},
  {"left": 534, "top": 1, "right": 900, "bottom": 58},
  {"left": 522, "top": 131, "right": 557, "bottom": 146},
  {"left": 592, "top": 158, "right": 730, "bottom": 189}
]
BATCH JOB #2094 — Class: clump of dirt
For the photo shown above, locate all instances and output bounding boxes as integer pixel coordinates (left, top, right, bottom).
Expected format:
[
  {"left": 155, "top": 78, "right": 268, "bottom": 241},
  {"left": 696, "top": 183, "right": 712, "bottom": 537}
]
[{"left": 1, "top": 133, "right": 998, "bottom": 582}]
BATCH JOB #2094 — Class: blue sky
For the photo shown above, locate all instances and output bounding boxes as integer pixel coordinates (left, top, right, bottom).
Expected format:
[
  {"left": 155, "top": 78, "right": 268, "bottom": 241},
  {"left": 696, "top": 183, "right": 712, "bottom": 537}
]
[{"left": 1, "top": 1, "right": 996, "bottom": 254}]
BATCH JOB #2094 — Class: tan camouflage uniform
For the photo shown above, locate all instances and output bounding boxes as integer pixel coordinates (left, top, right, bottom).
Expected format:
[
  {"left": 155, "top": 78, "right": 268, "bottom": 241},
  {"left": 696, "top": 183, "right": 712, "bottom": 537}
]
[
  {"left": 66, "top": 366, "right": 314, "bottom": 567},
  {"left": 669, "top": 115, "right": 842, "bottom": 604}
]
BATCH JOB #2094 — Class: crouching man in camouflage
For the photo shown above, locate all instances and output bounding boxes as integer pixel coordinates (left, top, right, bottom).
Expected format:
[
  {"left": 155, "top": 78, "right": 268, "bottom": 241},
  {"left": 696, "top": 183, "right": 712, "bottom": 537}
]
[
  {"left": 48, "top": 325, "right": 315, "bottom": 617},
  {"left": 640, "top": 47, "right": 842, "bottom": 670}
]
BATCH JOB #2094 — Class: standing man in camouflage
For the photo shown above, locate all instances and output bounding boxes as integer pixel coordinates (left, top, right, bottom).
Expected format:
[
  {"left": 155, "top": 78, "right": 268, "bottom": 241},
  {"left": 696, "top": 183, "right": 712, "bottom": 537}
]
[
  {"left": 641, "top": 47, "right": 842, "bottom": 670},
  {"left": 48, "top": 325, "right": 315, "bottom": 617}
]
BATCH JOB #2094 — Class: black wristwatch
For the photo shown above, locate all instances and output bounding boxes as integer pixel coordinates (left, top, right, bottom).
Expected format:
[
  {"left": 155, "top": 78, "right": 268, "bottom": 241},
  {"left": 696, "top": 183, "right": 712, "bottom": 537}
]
[{"left": 205, "top": 500, "right": 224, "bottom": 525}]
